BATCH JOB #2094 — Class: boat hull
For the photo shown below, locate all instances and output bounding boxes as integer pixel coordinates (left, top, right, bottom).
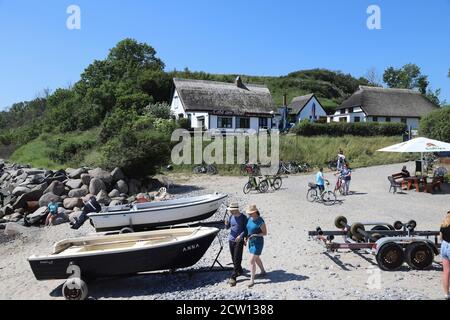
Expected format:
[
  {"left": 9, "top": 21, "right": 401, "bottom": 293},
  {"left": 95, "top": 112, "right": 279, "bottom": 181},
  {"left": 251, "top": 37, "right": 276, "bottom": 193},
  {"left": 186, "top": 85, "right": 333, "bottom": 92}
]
[
  {"left": 28, "top": 230, "right": 219, "bottom": 281},
  {"left": 88, "top": 194, "right": 227, "bottom": 232}
]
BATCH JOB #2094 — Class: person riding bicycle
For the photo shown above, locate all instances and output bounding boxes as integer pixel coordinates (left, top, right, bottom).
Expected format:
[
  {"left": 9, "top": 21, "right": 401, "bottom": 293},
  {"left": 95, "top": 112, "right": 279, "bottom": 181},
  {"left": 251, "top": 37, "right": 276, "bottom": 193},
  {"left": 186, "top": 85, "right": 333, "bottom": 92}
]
[{"left": 316, "top": 168, "right": 329, "bottom": 195}]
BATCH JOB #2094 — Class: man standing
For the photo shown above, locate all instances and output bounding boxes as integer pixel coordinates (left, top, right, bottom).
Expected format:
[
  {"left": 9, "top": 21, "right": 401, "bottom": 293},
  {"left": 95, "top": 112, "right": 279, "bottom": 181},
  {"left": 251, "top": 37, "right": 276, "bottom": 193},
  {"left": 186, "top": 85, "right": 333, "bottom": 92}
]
[{"left": 224, "top": 202, "right": 248, "bottom": 287}]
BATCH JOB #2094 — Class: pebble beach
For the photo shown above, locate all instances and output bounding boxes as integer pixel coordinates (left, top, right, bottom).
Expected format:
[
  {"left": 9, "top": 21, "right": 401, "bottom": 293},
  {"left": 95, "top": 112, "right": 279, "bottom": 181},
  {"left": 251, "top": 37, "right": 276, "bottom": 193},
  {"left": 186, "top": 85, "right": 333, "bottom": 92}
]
[{"left": 0, "top": 162, "right": 449, "bottom": 300}]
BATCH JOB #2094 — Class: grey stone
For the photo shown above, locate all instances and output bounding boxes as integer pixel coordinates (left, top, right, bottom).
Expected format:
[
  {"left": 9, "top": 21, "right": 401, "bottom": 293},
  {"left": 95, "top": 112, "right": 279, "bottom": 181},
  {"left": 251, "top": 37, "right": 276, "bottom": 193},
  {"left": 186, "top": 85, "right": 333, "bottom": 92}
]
[
  {"left": 63, "top": 198, "right": 84, "bottom": 210},
  {"left": 65, "top": 179, "right": 82, "bottom": 190},
  {"left": 96, "top": 190, "right": 111, "bottom": 206},
  {"left": 12, "top": 190, "right": 44, "bottom": 210},
  {"left": 111, "top": 168, "right": 125, "bottom": 181},
  {"left": 68, "top": 188, "right": 88, "bottom": 198},
  {"left": 108, "top": 200, "right": 123, "bottom": 207},
  {"left": 10, "top": 212, "right": 24, "bottom": 222},
  {"left": 12, "top": 186, "right": 31, "bottom": 197},
  {"left": 69, "top": 168, "right": 88, "bottom": 179},
  {"left": 3, "top": 204, "right": 14, "bottom": 216},
  {"left": 108, "top": 189, "right": 121, "bottom": 198},
  {"left": 115, "top": 180, "right": 128, "bottom": 194},
  {"left": 81, "top": 174, "right": 91, "bottom": 186},
  {"left": 38, "top": 193, "right": 62, "bottom": 208},
  {"left": 89, "top": 178, "right": 106, "bottom": 195},
  {"left": 31, "top": 182, "right": 48, "bottom": 194},
  {"left": 88, "top": 168, "right": 113, "bottom": 184},
  {"left": 44, "top": 181, "right": 65, "bottom": 196}
]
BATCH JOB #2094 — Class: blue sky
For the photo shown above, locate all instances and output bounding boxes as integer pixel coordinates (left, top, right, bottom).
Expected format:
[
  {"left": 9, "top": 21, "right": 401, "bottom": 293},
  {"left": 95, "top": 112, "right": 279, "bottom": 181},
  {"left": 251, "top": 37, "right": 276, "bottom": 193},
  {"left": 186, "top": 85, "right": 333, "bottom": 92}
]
[{"left": 0, "top": 0, "right": 449, "bottom": 109}]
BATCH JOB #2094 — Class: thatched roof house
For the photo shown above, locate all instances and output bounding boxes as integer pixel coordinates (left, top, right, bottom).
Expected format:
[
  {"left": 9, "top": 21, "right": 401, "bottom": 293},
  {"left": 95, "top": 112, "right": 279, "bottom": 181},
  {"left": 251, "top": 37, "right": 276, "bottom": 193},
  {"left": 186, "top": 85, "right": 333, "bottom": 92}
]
[
  {"left": 329, "top": 86, "right": 439, "bottom": 129},
  {"left": 170, "top": 77, "right": 277, "bottom": 132}
]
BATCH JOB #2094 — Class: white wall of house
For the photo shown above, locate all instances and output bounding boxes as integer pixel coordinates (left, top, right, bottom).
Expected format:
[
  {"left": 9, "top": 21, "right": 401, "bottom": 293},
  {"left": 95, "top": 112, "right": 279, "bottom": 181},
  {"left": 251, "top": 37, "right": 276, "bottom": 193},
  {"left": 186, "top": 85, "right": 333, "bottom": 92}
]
[
  {"left": 187, "top": 112, "right": 209, "bottom": 129},
  {"left": 297, "top": 97, "right": 327, "bottom": 122},
  {"left": 170, "top": 90, "right": 186, "bottom": 119}
]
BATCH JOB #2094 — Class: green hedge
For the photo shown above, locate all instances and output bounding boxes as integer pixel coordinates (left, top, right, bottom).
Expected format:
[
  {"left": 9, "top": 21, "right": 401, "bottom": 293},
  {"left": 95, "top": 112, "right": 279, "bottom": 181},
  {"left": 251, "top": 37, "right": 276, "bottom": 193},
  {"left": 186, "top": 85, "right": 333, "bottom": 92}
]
[{"left": 291, "top": 121, "right": 407, "bottom": 137}]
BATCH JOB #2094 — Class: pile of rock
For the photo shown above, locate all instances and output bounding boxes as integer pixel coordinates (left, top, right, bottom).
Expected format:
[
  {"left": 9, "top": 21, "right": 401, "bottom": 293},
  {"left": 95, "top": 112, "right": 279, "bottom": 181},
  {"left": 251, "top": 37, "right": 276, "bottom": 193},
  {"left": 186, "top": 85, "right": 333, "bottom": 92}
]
[{"left": 0, "top": 160, "right": 165, "bottom": 227}]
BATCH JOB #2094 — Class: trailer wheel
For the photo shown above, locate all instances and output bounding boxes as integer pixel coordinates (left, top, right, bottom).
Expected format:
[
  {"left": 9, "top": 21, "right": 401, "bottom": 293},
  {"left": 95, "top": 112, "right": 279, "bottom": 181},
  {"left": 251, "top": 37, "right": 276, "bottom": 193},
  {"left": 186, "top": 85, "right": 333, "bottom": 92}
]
[
  {"left": 376, "top": 243, "right": 405, "bottom": 271},
  {"left": 334, "top": 216, "right": 347, "bottom": 229},
  {"left": 350, "top": 223, "right": 365, "bottom": 242},
  {"left": 393, "top": 221, "right": 403, "bottom": 230},
  {"left": 62, "top": 278, "right": 88, "bottom": 300},
  {"left": 405, "top": 242, "right": 434, "bottom": 270}
]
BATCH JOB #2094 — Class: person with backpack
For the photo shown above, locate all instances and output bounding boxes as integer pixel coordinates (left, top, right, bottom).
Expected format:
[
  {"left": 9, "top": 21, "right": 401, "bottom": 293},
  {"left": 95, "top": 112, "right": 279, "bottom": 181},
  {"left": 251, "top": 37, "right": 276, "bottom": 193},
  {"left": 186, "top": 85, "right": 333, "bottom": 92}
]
[{"left": 70, "top": 196, "right": 102, "bottom": 230}]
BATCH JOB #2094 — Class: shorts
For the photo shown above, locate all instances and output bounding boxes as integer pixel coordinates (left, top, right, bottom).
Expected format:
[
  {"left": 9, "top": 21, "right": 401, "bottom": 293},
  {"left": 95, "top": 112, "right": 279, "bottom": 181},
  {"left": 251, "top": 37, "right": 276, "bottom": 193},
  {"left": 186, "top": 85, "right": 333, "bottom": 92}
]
[
  {"left": 442, "top": 241, "right": 450, "bottom": 260},
  {"left": 318, "top": 185, "right": 325, "bottom": 193}
]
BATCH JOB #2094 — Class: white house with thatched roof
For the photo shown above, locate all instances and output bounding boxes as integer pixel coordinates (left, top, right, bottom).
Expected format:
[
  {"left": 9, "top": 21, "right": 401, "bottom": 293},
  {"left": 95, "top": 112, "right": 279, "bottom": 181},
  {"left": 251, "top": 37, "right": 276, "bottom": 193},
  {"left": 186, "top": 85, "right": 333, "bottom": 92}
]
[
  {"left": 170, "top": 77, "right": 277, "bottom": 133},
  {"left": 328, "top": 86, "right": 439, "bottom": 129},
  {"left": 287, "top": 94, "right": 327, "bottom": 123}
]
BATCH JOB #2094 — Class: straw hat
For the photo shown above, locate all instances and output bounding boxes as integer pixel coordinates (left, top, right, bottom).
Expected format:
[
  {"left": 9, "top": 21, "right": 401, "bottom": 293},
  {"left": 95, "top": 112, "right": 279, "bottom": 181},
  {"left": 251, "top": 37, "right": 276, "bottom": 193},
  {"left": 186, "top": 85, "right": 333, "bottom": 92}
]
[
  {"left": 246, "top": 204, "right": 259, "bottom": 215},
  {"left": 227, "top": 202, "right": 240, "bottom": 212}
]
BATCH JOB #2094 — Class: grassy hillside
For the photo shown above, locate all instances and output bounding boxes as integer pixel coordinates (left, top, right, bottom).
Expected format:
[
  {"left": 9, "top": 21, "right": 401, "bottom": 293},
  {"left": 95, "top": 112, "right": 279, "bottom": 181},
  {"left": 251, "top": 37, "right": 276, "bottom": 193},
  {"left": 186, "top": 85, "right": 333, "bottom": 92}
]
[
  {"left": 9, "top": 134, "right": 410, "bottom": 174},
  {"left": 9, "top": 128, "right": 102, "bottom": 170}
]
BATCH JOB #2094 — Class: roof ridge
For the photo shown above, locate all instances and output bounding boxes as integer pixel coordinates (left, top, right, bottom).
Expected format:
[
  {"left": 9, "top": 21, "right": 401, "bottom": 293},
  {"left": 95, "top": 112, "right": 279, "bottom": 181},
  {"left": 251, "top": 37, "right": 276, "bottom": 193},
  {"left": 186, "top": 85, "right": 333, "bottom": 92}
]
[
  {"left": 173, "top": 77, "right": 269, "bottom": 89},
  {"left": 359, "top": 85, "right": 421, "bottom": 94}
]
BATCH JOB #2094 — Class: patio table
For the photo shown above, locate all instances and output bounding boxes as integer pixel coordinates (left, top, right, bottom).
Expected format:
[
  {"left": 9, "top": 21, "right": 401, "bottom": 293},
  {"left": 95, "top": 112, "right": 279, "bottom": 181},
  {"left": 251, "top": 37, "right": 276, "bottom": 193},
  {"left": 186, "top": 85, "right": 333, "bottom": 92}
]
[{"left": 404, "top": 176, "right": 429, "bottom": 193}]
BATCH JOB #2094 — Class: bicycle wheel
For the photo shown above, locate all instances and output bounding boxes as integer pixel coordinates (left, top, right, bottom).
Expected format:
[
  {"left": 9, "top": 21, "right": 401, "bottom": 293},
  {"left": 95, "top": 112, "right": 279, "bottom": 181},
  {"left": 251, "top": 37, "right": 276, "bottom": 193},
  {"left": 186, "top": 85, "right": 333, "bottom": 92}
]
[
  {"left": 306, "top": 188, "right": 317, "bottom": 202},
  {"left": 322, "top": 191, "right": 337, "bottom": 206},
  {"left": 288, "top": 163, "right": 299, "bottom": 174},
  {"left": 258, "top": 180, "right": 269, "bottom": 193},
  {"left": 273, "top": 177, "right": 283, "bottom": 190},
  {"left": 243, "top": 182, "right": 252, "bottom": 194}
]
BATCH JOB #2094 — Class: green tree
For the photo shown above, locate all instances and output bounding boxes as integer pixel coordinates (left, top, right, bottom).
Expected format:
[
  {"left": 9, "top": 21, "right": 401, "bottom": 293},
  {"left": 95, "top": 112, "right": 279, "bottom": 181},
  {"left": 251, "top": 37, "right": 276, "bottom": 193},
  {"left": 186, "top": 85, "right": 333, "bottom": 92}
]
[
  {"left": 383, "top": 64, "right": 429, "bottom": 94},
  {"left": 419, "top": 107, "right": 450, "bottom": 142}
]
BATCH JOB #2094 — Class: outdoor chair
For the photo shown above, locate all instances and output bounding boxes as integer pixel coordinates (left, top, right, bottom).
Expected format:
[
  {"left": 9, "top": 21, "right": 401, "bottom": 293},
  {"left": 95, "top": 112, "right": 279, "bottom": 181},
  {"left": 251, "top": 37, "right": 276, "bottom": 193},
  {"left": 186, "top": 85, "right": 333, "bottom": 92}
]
[{"left": 388, "top": 176, "right": 401, "bottom": 194}]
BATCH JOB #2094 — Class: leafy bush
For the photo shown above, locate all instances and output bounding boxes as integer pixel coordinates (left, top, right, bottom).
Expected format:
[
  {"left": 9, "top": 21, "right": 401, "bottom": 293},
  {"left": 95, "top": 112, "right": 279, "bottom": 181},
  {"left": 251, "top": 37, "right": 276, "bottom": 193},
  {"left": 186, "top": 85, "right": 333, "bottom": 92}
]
[
  {"left": 291, "top": 121, "right": 406, "bottom": 137},
  {"left": 100, "top": 119, "right": 173, "bottom": 177},
  {"left": 419, "top": 107, "right": 450, "bottom": 142}
]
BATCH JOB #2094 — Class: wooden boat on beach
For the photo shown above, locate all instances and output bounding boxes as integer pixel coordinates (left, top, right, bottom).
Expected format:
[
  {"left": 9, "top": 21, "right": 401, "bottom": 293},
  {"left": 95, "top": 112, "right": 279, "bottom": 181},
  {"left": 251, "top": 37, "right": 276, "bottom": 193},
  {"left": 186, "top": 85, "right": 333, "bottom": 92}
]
[{"left": 87, "top": 193, "right": 228, "bottom": 232}]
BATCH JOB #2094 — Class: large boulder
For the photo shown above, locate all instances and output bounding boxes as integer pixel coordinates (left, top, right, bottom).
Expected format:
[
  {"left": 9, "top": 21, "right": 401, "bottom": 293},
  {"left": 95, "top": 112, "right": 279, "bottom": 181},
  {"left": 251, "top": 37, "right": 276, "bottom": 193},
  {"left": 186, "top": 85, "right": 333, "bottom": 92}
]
[
  {"left": 63, "top": 198, "right": 84, "bottom": 210},
  {"left": 65, "top": 179, "right": 82, "bottom": 190},
  {"left": 96, "top": 190, "right": 111, "bottom": 206},
  {"left": 44, "top": 181, "right": 65, "bottom": 196},
  {"left": 12, "top": 186, "right": 31, "bottom": 197},
  {"left": 69, "top": 168, "right": 88, "bottom": 179},
  {"left": 31, "top": 182, "right": 48, "bottom": 194},
  {"left": 38, "top": 193, "right": 62, "bottom": 208},
  {"left": 128, "top": 179, "right": 141, "bottom": 195},
  {"left": 108, "top": 189, "right": 121, "bottom": 198},
  {"left": 68, "top": 188, "right": 88, "bottom": 198},
  {"left": 68, "top": 210, "right": 83, "bottom": 224},
  {"left": 81, "top": 174, "right": 91, "bottom": 186},
  {"left": 109, "top": 199, "right": 124, "bottom": 207},
  {"left": 89, "top": 178, "right": 106, "bottom": 195},
  {"left": 9, "top": 212, "right": 24, "bottom": 223},
  {"left": 88, "top": 168, "right": 113, "bottom": 184},
  {"left": 25, "top": 207, "right": 48, "bottom": 225},
  {"left": 54, "top": 207, "right": 70, "bottom": 225},
  {"left": 12, "top": 190, "right": 45, "bottom": 210},
  {"left": 115, "top": 180, "right": 128, "bottom": 194},
  {"left": 111, "top": 168, "right": 125, "bottom": 181},
  {"left": 0, "top": 208, "right": 4, "bottom": 219}
]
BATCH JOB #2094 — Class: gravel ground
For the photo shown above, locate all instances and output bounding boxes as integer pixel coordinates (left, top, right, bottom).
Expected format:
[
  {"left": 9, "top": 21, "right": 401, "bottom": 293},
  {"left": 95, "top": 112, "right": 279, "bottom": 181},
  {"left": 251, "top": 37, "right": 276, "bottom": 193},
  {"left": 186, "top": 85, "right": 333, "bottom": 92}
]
[{"left": 0, "top": 162, "right": 449, "bottom": 300}]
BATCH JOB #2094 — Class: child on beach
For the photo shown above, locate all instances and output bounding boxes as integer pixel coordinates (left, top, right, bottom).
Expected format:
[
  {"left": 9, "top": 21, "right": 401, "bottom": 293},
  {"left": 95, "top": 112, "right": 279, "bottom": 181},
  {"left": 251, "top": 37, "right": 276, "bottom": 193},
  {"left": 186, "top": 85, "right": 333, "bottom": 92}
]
[
  {"left": 45, "top": 200, "right": 59, "bottom": 226},
  {"left": 224, "top": 202, "right": 248, "bottom": 287}
]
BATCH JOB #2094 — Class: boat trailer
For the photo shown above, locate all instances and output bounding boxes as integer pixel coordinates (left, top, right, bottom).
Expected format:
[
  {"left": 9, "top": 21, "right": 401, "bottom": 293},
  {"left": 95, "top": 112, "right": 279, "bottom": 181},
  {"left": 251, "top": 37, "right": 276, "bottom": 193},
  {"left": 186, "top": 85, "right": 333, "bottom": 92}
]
[{"left": 308, "top": 216, "right": 441, "bottom": 271}]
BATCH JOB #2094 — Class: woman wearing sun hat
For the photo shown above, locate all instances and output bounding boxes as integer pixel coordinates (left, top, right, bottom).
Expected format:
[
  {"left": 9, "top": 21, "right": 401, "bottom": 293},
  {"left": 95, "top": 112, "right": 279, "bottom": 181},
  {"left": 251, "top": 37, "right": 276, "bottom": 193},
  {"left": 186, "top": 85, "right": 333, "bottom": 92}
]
[{"left": 245, "top": 204, "right": 268, "bottom": 288}]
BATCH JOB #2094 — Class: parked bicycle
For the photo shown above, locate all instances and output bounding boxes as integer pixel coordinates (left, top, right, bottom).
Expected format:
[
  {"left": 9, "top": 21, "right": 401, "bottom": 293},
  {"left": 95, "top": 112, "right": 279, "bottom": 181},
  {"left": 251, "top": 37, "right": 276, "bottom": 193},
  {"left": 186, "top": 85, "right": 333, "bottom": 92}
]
[
  {"left": 306, "top": 181, "right": 337, "bottom": 206},
  {"left": 298, "top": 162, "right": 312, "bottom": 173},
  {"left": 327, "top": 160, "right": 337, "bottom": 171},
  {"left": 193, "top": 163, "right": 218, "bottom": 175},
  {"left": 240, "top": 161, "right": 261, "bottom": 176},
  {"left": 278, "top": 161, "right": 299, "bottom": 175},
  {"left": 243, "top": 176, "right": 269, "bottom": 194},
  {"left": 260, "top": 175, "right": 283, "bottom": 191},
  {"left": 423, "top": 153, "right": 438, "bottom": 173}
]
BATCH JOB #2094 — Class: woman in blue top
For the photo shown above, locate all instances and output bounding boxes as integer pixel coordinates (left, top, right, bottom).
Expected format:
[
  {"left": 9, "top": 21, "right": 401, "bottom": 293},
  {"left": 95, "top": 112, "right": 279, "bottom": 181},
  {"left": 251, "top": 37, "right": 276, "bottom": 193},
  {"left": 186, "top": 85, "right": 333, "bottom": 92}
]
[
  {"left": 45, "top": 200, "right": 59, "bottom": 226},
  {"left": 245, "top": 204, "right": 268, "bottom": 288}
]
